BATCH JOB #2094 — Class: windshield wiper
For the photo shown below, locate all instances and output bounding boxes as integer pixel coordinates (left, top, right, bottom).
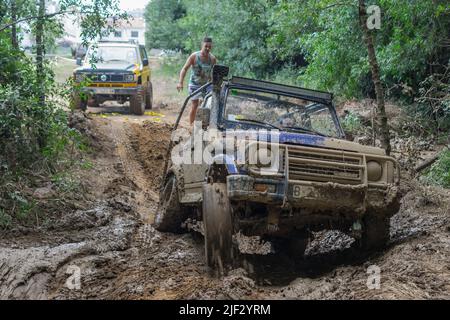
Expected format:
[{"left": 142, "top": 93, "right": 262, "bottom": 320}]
[
  {"left": 282, "top": 126, "right": 328, "bottom": 137},
  {"left": 235, "top": 118, "right": 282, "bottom": 130}
]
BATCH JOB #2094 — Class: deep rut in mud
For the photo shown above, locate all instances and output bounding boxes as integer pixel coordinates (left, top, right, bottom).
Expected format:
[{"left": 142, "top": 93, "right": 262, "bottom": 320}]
[{"left": 1, "top": 113, "right": 449, "bottom": 300}]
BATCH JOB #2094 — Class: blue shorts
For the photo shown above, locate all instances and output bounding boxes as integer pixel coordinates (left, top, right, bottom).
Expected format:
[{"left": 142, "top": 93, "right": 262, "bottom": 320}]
[{"left": 188, "top": 83, "right": 212, "bottom": 100}]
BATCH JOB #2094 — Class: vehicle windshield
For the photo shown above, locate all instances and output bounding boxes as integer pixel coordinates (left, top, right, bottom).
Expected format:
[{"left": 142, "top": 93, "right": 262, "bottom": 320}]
[
  {"left": 85, "top": 46, "right": 138, "bottom": 64},
  {"left": 224, "top": 88, "right": 341, "bottom": 137}
]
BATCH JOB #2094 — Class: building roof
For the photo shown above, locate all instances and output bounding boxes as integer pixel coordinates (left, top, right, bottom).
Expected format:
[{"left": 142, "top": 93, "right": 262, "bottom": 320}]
[{"left": 110, "top": 17, "right": 145, "bottom": 29}]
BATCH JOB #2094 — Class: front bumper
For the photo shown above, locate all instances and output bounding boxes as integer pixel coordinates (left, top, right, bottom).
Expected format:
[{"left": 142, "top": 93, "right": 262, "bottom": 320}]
[
  {"left": 227, "top": 175, "right": 399, "bottom": 217},
  {"left": 81, "top": 85, "right": 138, "bottom": 96}
]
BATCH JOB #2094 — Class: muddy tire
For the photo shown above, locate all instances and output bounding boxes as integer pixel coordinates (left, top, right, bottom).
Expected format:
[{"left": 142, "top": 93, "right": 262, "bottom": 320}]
[
  {"left": 154, "top": 175, "right": 184, "bottom": 233},
  {"left": 273, "top": 231, "right": 309, "bottom": 262},
  {"left": 87, "top": 97, "right": 100, "bottom": 108},
  {"left": 358, "top": 214, "right": 390, "bottom": 250},
  {"left": 129, "top": 88, "right": 145, "bottom": 115},
  {"left": 145, "top": 81, "right": 153, "bottom": 110},
  {"left": 202, "top": 183, "right": 235, "bottom": 272},
  {"left": 72, "top": 92, "right": 87, "bottom": 111}
]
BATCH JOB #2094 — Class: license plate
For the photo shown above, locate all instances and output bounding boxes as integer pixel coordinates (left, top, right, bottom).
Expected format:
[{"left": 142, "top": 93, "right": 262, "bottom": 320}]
[
  {"left": 94, "top": 88, "right": 115, "bottom": 94},
  {"left": 292, "top": 185, "right": 314, "bottom": 199},
  {"left": 293, "top": 185, "right": 302, "bottom": 198}
]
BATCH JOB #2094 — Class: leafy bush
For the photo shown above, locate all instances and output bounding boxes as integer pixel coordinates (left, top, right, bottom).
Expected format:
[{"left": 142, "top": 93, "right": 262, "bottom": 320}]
[
  {"left": 422, "top": 149, "right": 450, "bottom": 188},
  {"left": 341, "top": 111, "right": 364, "bottom": 135},
  {"left": 0, "top": 33, "right": 85, "bottom": 229}
]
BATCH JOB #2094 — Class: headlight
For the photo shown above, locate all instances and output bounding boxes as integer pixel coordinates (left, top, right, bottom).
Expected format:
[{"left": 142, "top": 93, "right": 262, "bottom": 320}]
[
  {"left": 367, "top": 160, "right": 383, "bottom": 181},
  {"left": 75, "top": 73, "right": 85, "bottom": 82},
  {"left": 124, "top": 74, "right": 135, "bottom": 82}
]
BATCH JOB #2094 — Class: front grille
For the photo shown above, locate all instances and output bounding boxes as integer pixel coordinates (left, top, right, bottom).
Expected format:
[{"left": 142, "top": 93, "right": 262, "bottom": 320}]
[
  {"left": 86, "top": 73, "right": 125, "bottom": 82},
  {"left": 287, "top": 147, "right": 364, "bottom": 184}
]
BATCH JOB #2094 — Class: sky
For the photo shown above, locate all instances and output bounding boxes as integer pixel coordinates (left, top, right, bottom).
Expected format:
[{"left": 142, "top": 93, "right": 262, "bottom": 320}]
[{"left": 119, "top": 0, "right": 150, "bottom": 10}]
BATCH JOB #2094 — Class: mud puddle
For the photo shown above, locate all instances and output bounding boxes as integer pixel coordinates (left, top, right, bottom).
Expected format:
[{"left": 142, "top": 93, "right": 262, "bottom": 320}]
[{"left": 1, "top": 111, "right": 449, "bottom": 300}]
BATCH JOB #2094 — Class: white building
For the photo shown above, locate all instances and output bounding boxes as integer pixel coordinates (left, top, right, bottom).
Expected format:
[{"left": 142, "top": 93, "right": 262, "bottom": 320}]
[{"left": 100, "top": 17, "right": 146, "bottom": 45}]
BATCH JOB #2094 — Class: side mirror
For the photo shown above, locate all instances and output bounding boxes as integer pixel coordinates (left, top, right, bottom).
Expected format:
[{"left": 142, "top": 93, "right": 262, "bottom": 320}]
[
  {"left": 195, "top": 108, "right": 210, "bottom": 128},
  {"left": 76, "top": 57, "right": 82, "bottom": 66},
  {"left": 143, "top": 59, "right": 149, "bottom": 66}
]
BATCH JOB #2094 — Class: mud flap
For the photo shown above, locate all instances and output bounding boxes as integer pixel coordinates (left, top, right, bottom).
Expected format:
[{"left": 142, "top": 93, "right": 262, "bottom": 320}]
[{"left": 202, "top": 183, "right": 235, "bottom": 274}]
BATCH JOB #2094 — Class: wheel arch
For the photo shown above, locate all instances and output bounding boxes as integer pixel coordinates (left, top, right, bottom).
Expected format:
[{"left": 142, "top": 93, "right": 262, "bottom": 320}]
[{"left": 206, "top": 154, "right": 238, "bottom": 183}]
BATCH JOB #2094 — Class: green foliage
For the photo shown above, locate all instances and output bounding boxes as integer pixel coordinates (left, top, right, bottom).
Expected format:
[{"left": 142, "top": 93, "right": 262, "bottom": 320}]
[
  {"left": 0, "top": 0, "right": 126, "bottom": 229},
  {"left": 181, "top": 0, "right": 273, "bottom": 77},
  {"left": 144, "top": 0, "right": 449, "bottom": 99},
  {"left": 153, "top": 54, "right": 186, "bottom": 79},
  {"left": 144, "top": 0, "right": 187, "bottom": 51},
  {"left": 422, "top": 149, "right": 450, "bottom": 188},
  {"left": 341, "top": 111, "right": 363, "bottom": 134},
  {"left": 0, "top": 208, "right": 13, "bottom": 229}
]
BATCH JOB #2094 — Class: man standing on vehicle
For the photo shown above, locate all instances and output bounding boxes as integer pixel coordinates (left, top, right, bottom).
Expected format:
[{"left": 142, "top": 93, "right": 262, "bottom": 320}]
[{"left": 177, "top": 37, "right": 217, "bottom": 125}]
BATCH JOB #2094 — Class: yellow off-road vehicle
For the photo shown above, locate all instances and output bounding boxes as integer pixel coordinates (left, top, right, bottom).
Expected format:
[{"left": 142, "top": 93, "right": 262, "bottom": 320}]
[{"left": 72, "top": 40, "right": 153, "bottom": 115}]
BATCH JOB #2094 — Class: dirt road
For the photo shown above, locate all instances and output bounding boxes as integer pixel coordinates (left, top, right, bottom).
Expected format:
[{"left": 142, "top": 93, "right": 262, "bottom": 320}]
[{"left": 0, "top": 61, "right": 449, "bottom": 300}]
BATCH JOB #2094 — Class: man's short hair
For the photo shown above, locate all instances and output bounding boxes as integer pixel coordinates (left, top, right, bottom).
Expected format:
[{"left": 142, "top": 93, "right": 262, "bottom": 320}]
[{"left": 203, "top": 37, "right": 213, "bottom": 43}]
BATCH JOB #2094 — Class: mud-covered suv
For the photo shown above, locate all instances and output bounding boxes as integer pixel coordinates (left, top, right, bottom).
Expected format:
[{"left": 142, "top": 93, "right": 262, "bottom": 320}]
[
  {"left": 155, "top": 65, "right": 400, "bottom": 271},
  {"left": 72, "top": 41, "right": 153, "bottom": 115}
]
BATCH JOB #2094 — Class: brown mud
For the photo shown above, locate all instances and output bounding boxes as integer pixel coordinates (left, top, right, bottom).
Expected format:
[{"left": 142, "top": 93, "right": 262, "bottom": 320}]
[{"left": 0, "top": 64, "right": 449, "bottom": 299}]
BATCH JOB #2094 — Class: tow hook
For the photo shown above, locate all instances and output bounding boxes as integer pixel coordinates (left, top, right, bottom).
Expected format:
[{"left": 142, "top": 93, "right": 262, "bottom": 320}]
[
  {"left": 267, "top": 207, "right": 280, "bottom": 233},
  {"left": 351, "top": 220, "right": 362, "bottom": 239}
]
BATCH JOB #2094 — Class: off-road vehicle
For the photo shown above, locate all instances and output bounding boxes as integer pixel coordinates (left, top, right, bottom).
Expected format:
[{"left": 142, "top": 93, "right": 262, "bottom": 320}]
[
  {"left": 155, "top": 65, "right": 400, "bottom": 271},
  {"left": 72, "top": 40, "right": 153, "bottom": 115}
]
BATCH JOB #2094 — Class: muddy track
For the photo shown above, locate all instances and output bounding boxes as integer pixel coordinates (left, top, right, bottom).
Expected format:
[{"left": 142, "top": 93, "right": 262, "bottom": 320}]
[{"left": 1, "top": 111, "right": 449, "bottom": 300}]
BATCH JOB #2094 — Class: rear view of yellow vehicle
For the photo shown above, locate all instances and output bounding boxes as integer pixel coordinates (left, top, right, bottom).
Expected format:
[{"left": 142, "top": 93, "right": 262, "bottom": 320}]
[{"left": 72, "top": 40, "right": 153, "bottom": 115}]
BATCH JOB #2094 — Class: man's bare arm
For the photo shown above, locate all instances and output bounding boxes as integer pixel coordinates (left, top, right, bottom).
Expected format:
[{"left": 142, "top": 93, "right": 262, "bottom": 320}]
[{"left": 177, "top": 54, "right": 195, "bottom": 92}]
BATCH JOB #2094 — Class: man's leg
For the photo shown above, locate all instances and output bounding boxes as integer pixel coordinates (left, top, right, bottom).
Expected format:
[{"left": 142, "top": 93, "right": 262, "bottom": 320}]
[{"left": 189, "top": 99, "right": 200, "bottom": 125}]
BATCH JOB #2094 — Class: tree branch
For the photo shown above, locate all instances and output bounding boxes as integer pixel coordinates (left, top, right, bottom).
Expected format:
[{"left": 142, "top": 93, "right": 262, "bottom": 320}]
[{"left": 0, "top": 9, "right": 74, "bottom": 32}]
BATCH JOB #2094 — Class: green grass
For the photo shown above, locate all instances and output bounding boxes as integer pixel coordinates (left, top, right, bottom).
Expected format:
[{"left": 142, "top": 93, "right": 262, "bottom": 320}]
[{"left": 52, "top": 58, "right": 77, "bottom": 84}]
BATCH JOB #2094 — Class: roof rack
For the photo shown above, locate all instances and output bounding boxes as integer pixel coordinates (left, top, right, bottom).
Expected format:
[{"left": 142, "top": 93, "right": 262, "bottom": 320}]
[{"left": 229, "top": 76, "right": 333, "bottom": 102}]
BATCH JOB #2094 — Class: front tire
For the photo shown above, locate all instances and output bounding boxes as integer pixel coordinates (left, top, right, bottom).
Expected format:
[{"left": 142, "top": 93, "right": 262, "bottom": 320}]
[
  {"left": 357, "top": 214, "right": 390, "bottom": 250},
  {"left": 145, "top": 81, "right": 153, "bottom": 110},
  {"left": 87, "top": 97, "right": 100, "bottom": 108},
  {"left": 202, "top": 183, "right": 235, "bottom": 273},
  {"left": 130, "top": 87, "right": 145, "bottom": 115},
  {"left": 72, "top": 92, "right": 87, "bottom": 111},
  {"left": 272, "top": 230, "right": 309, "bottom": 263},
  {"left": 154, "top": 175, "right": 184, "bottom": 233}
]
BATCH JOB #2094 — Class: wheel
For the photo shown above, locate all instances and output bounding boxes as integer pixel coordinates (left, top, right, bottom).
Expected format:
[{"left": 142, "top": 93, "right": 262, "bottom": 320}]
[
  {"left": 154, "top": 175, "right": 184, "bottom": 233},
  {"left": 357, "top": 214, "right": 390, "bottom": 250},
  {"left": 202, "top": 182, "right": 235, "bottom": 272},
  {"left": 272, "top": 230, "right": 309, "bottom": 263},
  {"left": 145, "top": 81, "right": 153, "bottom": 110},
  {"left": 72, "top": 92, "right": 87, "bottom": 111},
  {"left": 87, "top": 97, "right": 100, "bottom": 108},
  {"left": 129, "top": 87, "right": 145, "bottom": 115}
]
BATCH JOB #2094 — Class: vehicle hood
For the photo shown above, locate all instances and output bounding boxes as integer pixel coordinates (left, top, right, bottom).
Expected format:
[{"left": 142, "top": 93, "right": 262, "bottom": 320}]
[
  {"left": 224, "top": 130, "right": 385, "bottom": 156},
  {"left": 75, "top": 62, "right": 136, "bottom": 72},
  {"left": 277, "top": 132, "right": 385, "bottom": 155}
]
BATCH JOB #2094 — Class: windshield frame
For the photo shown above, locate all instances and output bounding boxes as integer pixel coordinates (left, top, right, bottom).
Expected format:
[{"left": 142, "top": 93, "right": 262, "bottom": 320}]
[{"left": 220, "top": 84, "right": 345, "bottom": 138}]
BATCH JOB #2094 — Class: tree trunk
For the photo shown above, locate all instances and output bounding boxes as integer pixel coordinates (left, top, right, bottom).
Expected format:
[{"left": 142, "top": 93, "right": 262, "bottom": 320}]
[
  {"left": 35, "top": 0, "right": 45, "bottom": 106},
  {"left": 11, "top": 0, "right": 18, "bottom": 49},
  {"left": 358, "top": 0, "right": 391, "bottom": 155}
]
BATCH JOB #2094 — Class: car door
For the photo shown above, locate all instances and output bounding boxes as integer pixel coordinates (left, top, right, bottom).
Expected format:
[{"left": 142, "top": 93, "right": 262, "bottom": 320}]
[{"left": 139, "top": 45, "right": 151, "bottom": 84}]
